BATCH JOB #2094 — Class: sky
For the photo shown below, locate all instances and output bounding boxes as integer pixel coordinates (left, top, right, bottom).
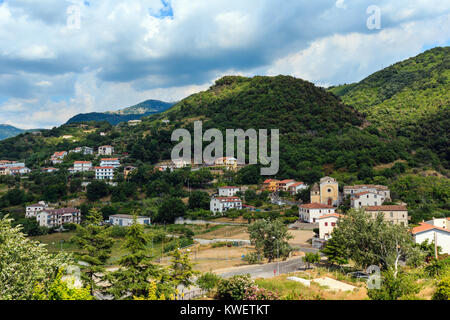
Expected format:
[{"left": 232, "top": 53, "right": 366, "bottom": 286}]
[{"left": 0, "top": 0, "right": 449, "bottom": 129}]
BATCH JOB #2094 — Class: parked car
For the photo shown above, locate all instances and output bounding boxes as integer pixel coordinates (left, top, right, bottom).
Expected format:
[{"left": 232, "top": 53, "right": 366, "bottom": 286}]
[{"left": 346, "top": 271, "right": 369, "bottom": 279}]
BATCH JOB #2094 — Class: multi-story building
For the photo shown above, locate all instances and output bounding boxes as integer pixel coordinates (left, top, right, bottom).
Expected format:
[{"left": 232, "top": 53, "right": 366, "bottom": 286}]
[
  {"left": 344, "top": 185, "right": 391, "bottom": 201},
  {"left": 50, "top": 151, "right": 67, "bottom": 164},
  {"left": 8, "top": 167, "right": 31, "bottom": 175},
  {"left": 109, "top": 214, "right": 151, "bottom": 227},
  {"left": 36, "top": 208, "right": 81, "bottom": 228},
  {"left": 288, "top": 182, "right": 308, "bottom": 195},
  {"left": 365, "top": 205, "right": 409, "bottom": 226},
  {"left": 26, "top": 201, "right": 49, "bottom": 218},
  {"left": 71, "top": 146, "right": 94, "bottom": 155},
  {"left": 98, "top": 145, "right": 114, "bottom": 156},
  {"left": 263, "top": 179, "right": 279, "bottom": 192},
  {"left": 95, "top": 166, "right": 115, "bottom": 180},
  {"left": 210, "top": 197, "right": 243, "bottom": 215},
  {"left": 100, "top": 158, "right": 120, "bottom": 168},
  {"left": 310, "top": 177, "right": 340, "bottom": 207},
  {"left": 299, "top": 203, "right": 336, "bottom": 223},
  {"left": 351, "top": 191, "right": 386, "bottom": 209},
  {"left": 276, "top": 180, "right": 296, "bottom": 192},
  {"left": 318, "top": 213, "right": 344, "bottom": 240},
  {"left": 218, "top": 186, "right": 240, "bottom": 197},
  {"left": 73, "top": 161, "right": 93, "bottom": 172}
]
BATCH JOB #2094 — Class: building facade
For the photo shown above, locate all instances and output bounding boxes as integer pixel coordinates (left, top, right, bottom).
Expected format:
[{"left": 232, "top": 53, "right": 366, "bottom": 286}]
[
  {"left": 36, "top": 208, "right": 81, "bottom": 228},
  {"left": 100, "top": 158, "right": 121, "bottom": 168},
  {"left": 95, "top": 166, "right": 115, "bottom": 180},
  {"left": 412, "top": 222, "right": 450, "bottom": 254},
  {"left": 351, "top": 191, "right": 386, "bottom": 209},
  {"left": 210, "top": 197, "right": 243, "bottom": 214},
  {"left": 26, "top": 201, "right": 49, "bottom": 218},
  {"left": 218, "top": 186, "right": 240, "bottom": 197},
  {"left": 299, "top": 203, "right": 336, "bottom": 223},
  {"left": 344, "top": 185, "right": 391, "bottom": 201},
  {"left": 318, "top": 213, "right": 344, "bottom": 240},
  {"left": 98, "top": 145, "right": 114, "bottom": 156},
  {"left": 109, "top": 214, "right": 151, "bottom": 227},
  {"left": 311, "top": 177, "right": 340, "bottom": 206},
  {"left": 365, "top": 205, "right": 409, "bottom": 226}
]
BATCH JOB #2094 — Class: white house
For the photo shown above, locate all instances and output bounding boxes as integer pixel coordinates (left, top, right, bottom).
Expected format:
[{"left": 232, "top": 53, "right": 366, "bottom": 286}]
[
  {"left": 26, "top": 201, "right": 49, "bottom": 218},
  {"left": 424, "top": 217, "right": 450, "bottom": 230},
  {"left": 73, "top": 161, "right": 93, "bottom": 172},
  {"left": 351, "top": 191, "right": 386, "bottom": 209},
  {"left": 299, "top": 203, "right": 336, "bottom": 223},
  {"left": 98, "top": 145, "right": 114, "bottom": 156},
  {"left": 9, "top": 167, "right": 31, "bottom": 175},
  {"left": 318, "top": 213, "right": 344, "bottom": 240},
  {"left": 50, "top": 151, "right": 67, "bottom": 164},
  {"left": 288, "top": 182, "right": 308, "bottom": 195},
  {"left": 218, "top": 186, "right": 240, "bottom": 197},
  {"left": 172, "top": 158, "right": 190, "bottom": 168},
  {"left": 344, "top": 184, "right": 391, "bottom": 201},
  {"left": 210, "top": 197, "right": 243, "bottom": 215},
  {"left": 100, "top": 158, "right": 120, "bottom": 168},
  {"left": 36, "top": 208, "right": 81, "bottom": 228},
  {"left": 109, "top": 214, "right": 151, "bottom": 227},
  {"left": 42, "top": 167, "right": 59, "bottom": 173},
  {"left": 71, "top": 146, "right": 93, "bottom": 155},
  {"left": 95, "top": 166, "right": 115, "bottom": 180},
  {"left": 412, "top": 222, "right": 450, "bottom": 254}
]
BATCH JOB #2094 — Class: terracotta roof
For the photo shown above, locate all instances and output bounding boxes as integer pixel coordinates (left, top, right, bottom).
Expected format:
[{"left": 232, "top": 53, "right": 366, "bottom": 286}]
[
  {"left": 300, "top": 203, "right": 335, "bottom": 209},
  {"left": 278, "top": 179, "right": 295, "bottom": 184},
  {"left": 263, "top": 179, "right": 279, "bottom": 184},
  {"left": 319, "top": 213, "right": 344, "bottom": 219},
  {"left": 344, "top": 184, "right": 389, "bottom": 190},
  {"left": 411, "top": 223, "right": 450, "bottom": 235},
  {"left": 214, "top": 197, "right": 242, "bottom": 202},
  {"left": 365, "top": 205, "right": 407, "bottom": 211},
  {"left": 74, "top": 161, "right": 92, "bottom": 164},
  {"left": 101, "top": 158, "right": 119, "bottom": 161},
  {"left": 289, "top": 182, "right": 305, "bottom": 188}
]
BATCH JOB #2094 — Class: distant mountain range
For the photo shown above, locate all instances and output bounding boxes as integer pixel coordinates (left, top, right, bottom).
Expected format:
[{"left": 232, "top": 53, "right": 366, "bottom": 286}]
[
  {"left": 0, "top": 124, "right": 26, "bottom": 141},
  {"left": 66, "top": 99, "right": 176, "bottom": 125}
]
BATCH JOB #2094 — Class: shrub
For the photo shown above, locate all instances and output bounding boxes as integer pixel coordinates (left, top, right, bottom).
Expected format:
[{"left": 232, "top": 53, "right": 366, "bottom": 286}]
[
  {"left": 243, "top": 286, "right": 279, "bottom": 300},
  {"left": 216, "top": 275, "right": 254, "bottom": 300},
  {"left": 432, "top": 276, "right": 450, "bottom": 300},
  {"left": 196, "top": 272, "right": 221, "bottom": 292},
  {"left": 242, "top": 252, "right": 263, "bottom": 265},
  {"left": 108, "top": 225, "right": 128, "bottom": 238}
]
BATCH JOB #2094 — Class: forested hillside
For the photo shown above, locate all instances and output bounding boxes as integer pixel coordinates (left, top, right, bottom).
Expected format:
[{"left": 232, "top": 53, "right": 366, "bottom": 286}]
[{"left": 329, "top": 47, "right": 449, "bottom": 167}]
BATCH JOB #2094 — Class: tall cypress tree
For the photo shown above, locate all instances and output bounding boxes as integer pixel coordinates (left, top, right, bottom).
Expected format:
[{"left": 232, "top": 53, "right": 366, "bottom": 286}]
[
  {"left": 106, "top": 214, "right": 161, "bottom": 299},
  {"left": 72, "top": 208, "right": 114, "bottom": 295}
]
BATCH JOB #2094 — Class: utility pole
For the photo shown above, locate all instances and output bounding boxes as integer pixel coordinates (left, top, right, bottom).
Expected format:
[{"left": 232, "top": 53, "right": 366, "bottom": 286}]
[{"left": 434, "top": 232, "right": 438, "bottom": 259}]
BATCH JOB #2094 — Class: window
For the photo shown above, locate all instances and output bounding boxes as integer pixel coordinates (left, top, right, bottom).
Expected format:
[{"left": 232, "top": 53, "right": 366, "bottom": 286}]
[
  {"left": 328, "top": 188, "right": 332, "bottom": 193},
  {"left": 324, "top": 222, "right": 328, "bottom": 226},
  {"left": 331, "top": 222, "right": 336, "bottom": 227}
]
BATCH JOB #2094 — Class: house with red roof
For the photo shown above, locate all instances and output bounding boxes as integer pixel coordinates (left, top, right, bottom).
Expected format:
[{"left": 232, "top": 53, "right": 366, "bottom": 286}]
[
  {"left": 318, "top": 213, "right": 344, "bottom": 240},
  {"left": 288, "top": 182, "right": 308, "bottom": 195},
  {"left": 95, "top": 166, "right": 115, "bottom": 180},
  {"left": 210, "top": 196, "right": 243, "bottom": 215},
  {"left": 412, "top": 222, "right": 450, "bottom": 254},
  {"left": 50, "top": 151, "right": 67, "bottom": 164},
  {"left": 299, "top": 203, "right": 336, "bottom": 223},
  {"left": 218, "top": 186, "right": 240, "bottom": 197},
  {"left": 350, "top": 191, "right": 386, "bottom": 209}
]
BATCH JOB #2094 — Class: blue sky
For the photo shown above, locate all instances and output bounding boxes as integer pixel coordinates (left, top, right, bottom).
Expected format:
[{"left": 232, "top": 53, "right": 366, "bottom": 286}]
[{"left": 0, "top": 0, "right": 449, "bottom": 128}]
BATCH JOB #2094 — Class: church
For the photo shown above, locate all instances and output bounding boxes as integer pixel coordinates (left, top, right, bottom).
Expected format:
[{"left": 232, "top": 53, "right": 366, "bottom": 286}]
[{"left": 310, "top": 176, "right": 340, "bottom": 207}]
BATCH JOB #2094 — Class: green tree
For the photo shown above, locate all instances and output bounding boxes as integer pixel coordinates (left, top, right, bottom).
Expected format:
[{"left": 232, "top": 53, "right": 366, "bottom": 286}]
[
  {"left": 304, "top": 252, "right": 320, "bottom": 269},
  {"left": 107, "top": 214, "right": 161, "bottom": 299},
  {"left": 331, "top": 209, "right": 419, "bottom": 275},
  {"left": 248, "top": 218, "right": 293, "bottom": 262},
  {"left": 367, "top": 270, "right": 419, "bottom": 300},
  {"left": 157, "top": 197, "right": 186, "bottom": 223},
  {"left": 32, "top": 270, "right": 93, "bottom": 300},
  {"left": 0, "top": 216, "right": 71, "bottom": 300},
  {"left": 86, "top": 180, "right": 110, "bottom": 202},
  {"left": 72, "top": 208, "right": 114, "bottom": 295},
  {"left": 321, "top": 237, "right": 348, "bottom": 267},
  {"left": 188, "top": 191, "right": 210, "bottom": 210},
  {"left": 169, "top": 247, "right": 196, "bottom": 288}
]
